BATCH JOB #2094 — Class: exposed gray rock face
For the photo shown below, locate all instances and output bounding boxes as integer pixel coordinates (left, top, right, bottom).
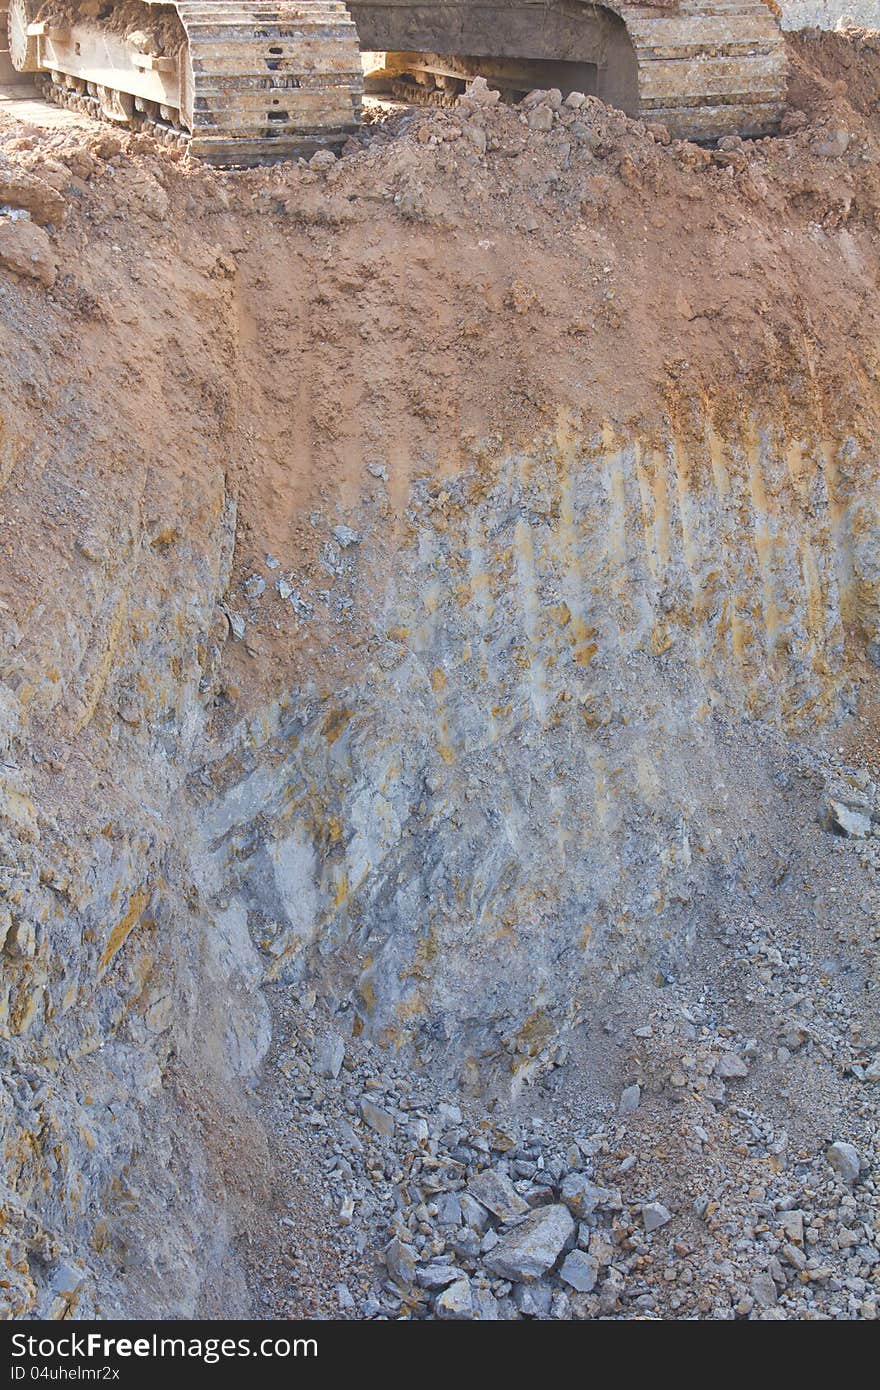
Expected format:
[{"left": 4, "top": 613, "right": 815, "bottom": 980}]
[
  {"left": 194, "top": 425, "right": 880, "bottom": 1092},
  {"left": 4, "top": 364, "right": 880, "bottom": 1321},
  {"left": 0, "top": 400, "right": 271, "bottom": 1317}
]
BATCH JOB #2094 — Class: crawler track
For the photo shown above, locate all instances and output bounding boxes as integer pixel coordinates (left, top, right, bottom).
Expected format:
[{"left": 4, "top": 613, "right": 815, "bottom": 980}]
[
  {"left": 178, "top": 1, "right": 363, "bottom": 163},
  {"left": 3, "top": 0, "right": 363, "bottom": 165},
  {"left": 619, "top": 0, "right": 787, "bottom": 140}
]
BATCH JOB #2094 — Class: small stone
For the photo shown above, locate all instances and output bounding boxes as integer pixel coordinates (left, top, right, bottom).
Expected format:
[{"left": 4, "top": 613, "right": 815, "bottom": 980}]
[
  {"left": 645, "top": 121, "right": 670, "bottom": 145},
  {"left": 619, "top": 1083, "right": 641, "bottom": 1115},
  {"left": 459, "top": 1192, "right": 490, "bottom": 1233},
  {"left": 464, "top": 75, "right": 500, "bottom": 106},
  {"left": 641, "top": 1202, "right": 672, "bottom": 1233},
  {"left": 483, "top": 1204, "right": 575, "bottom": 1282},
  {"left": 385, "top": 1237, "right": 417, "bottom": 1288},
  {"left": 435, "top": 1277, "right": 473, "bottom": 1319},
  {"left": 472, "top": 1287, "right": 501, "bottom": 1320},
  {"left": 0, "top": 214, "right": 57, "bottom": 287},
  {"left": 558, "top": 1249, "right": 599, "bottom": 1293},
  {"left": 314, "top": 1033, "right": 345, "bottom": 1079},
  {"left": 463, "top": 123, "right": 487, "bottom": 155},
  {"left": 560, "top": 1174, "right": 620, "bottom": 1218},
  {"left": 827, "top": 1141, "right": 861, "bottom": 1185},
  {"left": 564, "top": 91, "right": 586, "bottom": 110},
  {"left": 821, "top": 799, "right": 872, "bottom": 839},
  {"left": 4, "top": 917, "right": 35, "bottom": 959},
  {"left": 527, "top": 104, "right": 554, "bottom": 133},
  {"left": 435, "top": 1193, "right": 462, "bottom": 1227},
  {"left": 218, "top": 603, "right": 245, "bottom": 639},
  {"left": 332, "top": 524, "right": 360, "bottom": 548},
  {"left": 360, "top": 1099, "right": 395, "bottom": 1137},
  {"left": 811, "top": 128, "right": 850, "bottom": 158},
  {"left": 571, "top": 123, "right": 601, "bottom": 151},
  {"left": 750, "top": 1272, "right": 778, "bottom": 1308},
  {"left": 467, "top": 1168, "right": 529, "bottom": 1221},
  {"left": 438, "top": 1101, "right": 462, "bottom": 1125},
  {"left": 243, "top": 574, "right": 266, "bottom": 599},
  {"left": 779, "top": 1210, "right": 804, "bottom": 1245},
  {"left": 309, "top": 148, "right": 337, "bottom": 169},
  {"left": 714, "top": 1051, "right": 749, "bottom": 1079},
  {"left": 416, "top": 1263, "right": 466, "bottom": 1291},
  {"left": 513, "top": 1281, "right": 553, "bottom": 1317}
]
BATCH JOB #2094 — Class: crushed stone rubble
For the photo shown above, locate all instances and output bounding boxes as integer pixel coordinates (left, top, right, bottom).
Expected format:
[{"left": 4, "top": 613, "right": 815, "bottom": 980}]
[{"left": 256, "top": 900, "right": 879, "bottom": 1322}]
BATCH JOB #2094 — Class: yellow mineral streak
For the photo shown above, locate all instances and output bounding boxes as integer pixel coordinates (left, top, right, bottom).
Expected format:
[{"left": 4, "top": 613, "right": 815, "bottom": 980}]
[{"left": 98, "top": 888, "right": 149, "bottom": 975}]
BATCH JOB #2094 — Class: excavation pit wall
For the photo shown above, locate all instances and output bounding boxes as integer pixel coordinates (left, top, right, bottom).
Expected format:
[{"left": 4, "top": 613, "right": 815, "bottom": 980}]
[
  {"left": 194, "top": 409, "right": 877, "bottom": 1061},
  {"left": 1, "top": 30, "right": 880, "bottom": 1314}
]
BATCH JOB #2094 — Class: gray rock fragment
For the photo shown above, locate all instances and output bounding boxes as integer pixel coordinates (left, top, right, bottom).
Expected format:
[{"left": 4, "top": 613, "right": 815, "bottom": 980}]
[
  {"left": 641, "top": 1202, "right": 672, "bottom": 1233},
  {"left": 314, "top": 1033, "right": 345, "bottom": 1079},
  {"left": 468, "top": 1168, "right": 529, "bottom": 1221},
  {"left": 714, "top": 1051, "right": 749, "bottom": 1079},
  {"left": 513, "top": 1281, "right": 553, "bottom": 1317},
  {"left": 385, "top": 1237, "right": 417, "bottom": 1289},
  {"left": 750, "top": 1272, "right": 778, "bottom": 1308},
  {"left": 435, "top": 1277, "right": 473, "bottom": 1319},
  {"left": 821, "top": 799, "right": 872, "bottom": 839},
  {"left": 619, "top": 1083, "right": 641, "bottom": 1115},
  {"left": 560, "top": 1174, "right": 621, "bottom": 1218},
  {"left": 559, "top": 1249, "right": 599, "bottom": 1293},
  {"left": 459, "top": 1192, "right": 491, "bottom": 1233},
  {"left": 416, "top": 1263, "right": 466, "bottom": 1291},
  {"left": 332, "top": 524, "right": 361, "bottom": 548},
  {"left": 483, "top": 1204, "right": 575, "bottom": 1283},
  {"left": 827, "top": 1141, "right": 861, "bottom": 1185},
  {"left": 361, "top": 1099, "right": 395, "bottom": 1137}
]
